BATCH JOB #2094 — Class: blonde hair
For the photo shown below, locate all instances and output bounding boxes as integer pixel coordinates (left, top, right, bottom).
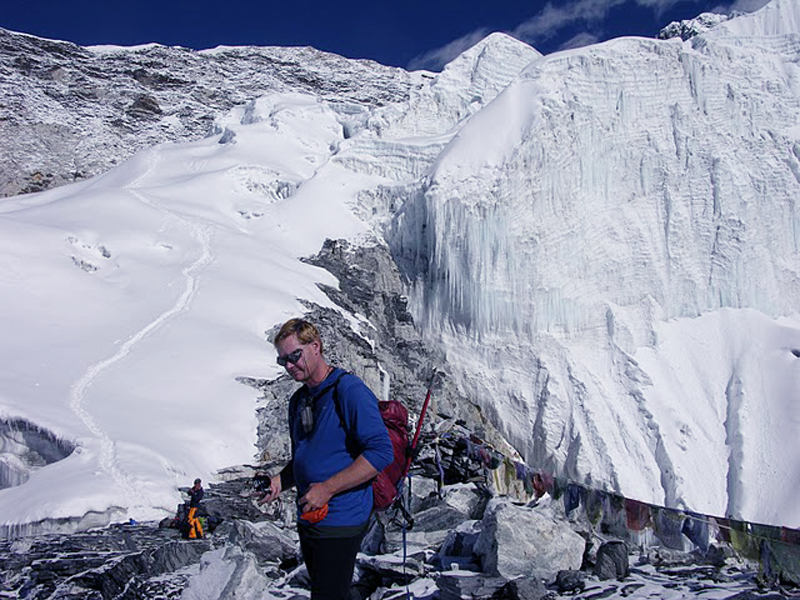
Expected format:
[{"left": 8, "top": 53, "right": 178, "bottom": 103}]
[{"left": 273, "top": 318, "right": 324, "bottom": 354}]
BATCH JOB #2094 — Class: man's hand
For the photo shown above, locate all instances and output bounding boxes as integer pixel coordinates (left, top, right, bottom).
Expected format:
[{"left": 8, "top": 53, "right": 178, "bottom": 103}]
[
  {"left": 299, "top": 481, "right": 333, "bottom": 514},
  {"left": 258, "top": 475, "right": 283, "bottom": 505},
  {"left": 298, "top": 455, "right": 379, "bottom": 514}
]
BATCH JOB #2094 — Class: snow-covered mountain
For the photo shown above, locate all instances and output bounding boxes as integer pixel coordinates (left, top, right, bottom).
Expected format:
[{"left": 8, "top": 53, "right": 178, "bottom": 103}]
[
  {"left": 0, "top": 28, "right": 416, "bottom": 198},
  {"left": 1, "top": 0, "right": 799, "bottom": 537}
]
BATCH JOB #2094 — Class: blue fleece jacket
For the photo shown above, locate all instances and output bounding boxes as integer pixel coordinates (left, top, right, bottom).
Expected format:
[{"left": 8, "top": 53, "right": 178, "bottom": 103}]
[{"left": 289, "top": 368, "right": 393, "bottom": 527}]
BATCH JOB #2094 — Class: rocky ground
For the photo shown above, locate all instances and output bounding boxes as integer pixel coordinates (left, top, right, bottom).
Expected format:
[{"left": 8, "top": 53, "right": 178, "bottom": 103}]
[{"left": 1, "top": 463, "right": 796, "bottom": 600}]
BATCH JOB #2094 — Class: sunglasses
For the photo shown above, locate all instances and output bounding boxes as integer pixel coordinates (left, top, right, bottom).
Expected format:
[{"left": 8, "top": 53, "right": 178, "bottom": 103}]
[{"left": 277, "top": 347, "right": 304, "bottom": 367}]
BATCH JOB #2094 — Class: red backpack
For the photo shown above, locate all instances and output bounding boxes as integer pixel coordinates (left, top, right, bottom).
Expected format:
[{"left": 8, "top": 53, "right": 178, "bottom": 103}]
[
  {"left": 332, "top": 377, "right": 410, "bottom": 511},
  {"left": 373, "top": 400, "right": 409, "bottom": 510}
]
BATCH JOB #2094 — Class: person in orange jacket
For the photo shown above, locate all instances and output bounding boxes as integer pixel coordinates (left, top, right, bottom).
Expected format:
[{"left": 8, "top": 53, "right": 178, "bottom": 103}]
[{"left": 187, "top": 478, "right": 204, "bottom": 539}]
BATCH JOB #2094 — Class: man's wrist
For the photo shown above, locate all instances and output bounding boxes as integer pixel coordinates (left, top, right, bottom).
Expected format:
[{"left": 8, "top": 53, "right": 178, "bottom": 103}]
[{"left": 320, "top": 479, "right": 337, "bottom": 498}]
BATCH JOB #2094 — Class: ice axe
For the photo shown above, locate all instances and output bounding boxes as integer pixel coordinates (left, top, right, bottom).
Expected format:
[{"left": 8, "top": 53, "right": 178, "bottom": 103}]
[{"left": 405, "top": 368, "right": 440, "bottom": 476}]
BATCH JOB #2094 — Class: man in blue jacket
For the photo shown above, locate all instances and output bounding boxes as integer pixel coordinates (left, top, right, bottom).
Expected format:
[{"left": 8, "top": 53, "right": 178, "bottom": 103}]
[{"left": 260, "top": 318, "right": 393, "bottom": 600}]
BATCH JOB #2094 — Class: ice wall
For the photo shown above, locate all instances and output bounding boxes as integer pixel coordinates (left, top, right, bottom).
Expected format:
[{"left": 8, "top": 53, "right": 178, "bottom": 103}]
[
  {"left": 401, "top": 33, "right": 800, "bottom": 335},
  {"left": 0, "top": 418, "right": 76, "bottom": 489},
  {"left": 388, "top": 0, "right": 800, "bottom": 526}
]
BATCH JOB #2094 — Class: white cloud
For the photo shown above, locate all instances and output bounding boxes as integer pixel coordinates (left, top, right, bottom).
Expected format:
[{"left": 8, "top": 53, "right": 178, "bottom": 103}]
[
  {"left": 712, "top": 0, "right": 770, "bottom": 13},
  {"left": 408, "top": 0, "right": 769, "bottom": 72},
  {"left": 557, "top": 31, "right": 602, "bottom": 51},
  {"left": 510, "top": 0, "right": 741, "bottom": 48},
  {"left": 408, "top": 28, "right": 490, "bottom": 71},
  {"left": 512, "top": 0, "right": 622, "bottom": 44},
  {"left": 634, "top": 0, "right": 691, "bottom": 14}
]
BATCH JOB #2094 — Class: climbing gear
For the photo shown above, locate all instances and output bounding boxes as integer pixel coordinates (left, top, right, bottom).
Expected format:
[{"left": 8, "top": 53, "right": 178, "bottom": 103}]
[
  {"left": 398, "top": 367, "right": 440, "bottom": 600},
  {"left": 389, "top": 369, "right": 441, "bottom": 533},
  {"left": 408, "top": 369, "right": 438, "bottom": 466}
]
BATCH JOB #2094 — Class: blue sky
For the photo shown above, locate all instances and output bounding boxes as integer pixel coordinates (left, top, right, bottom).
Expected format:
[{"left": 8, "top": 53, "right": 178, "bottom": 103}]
[{"left": 4, "top": 0, "right": 769, "bottom": 71}]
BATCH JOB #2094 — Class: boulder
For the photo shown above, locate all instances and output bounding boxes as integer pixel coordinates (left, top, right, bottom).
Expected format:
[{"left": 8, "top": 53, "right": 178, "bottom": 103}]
[
  {"left": 384, "top": 503, "right": 471, "bottom": 553},
  {"left": 554, "top": 570, "right": 585, "bottom": 594},
  {"left": 150, "top": 539, "right": 214, "bottom": 574},
  {"left": 473, "top": 499, "right": 585, "bottom": 582},
  {"left": 358, "top": 553, "right": 425, "bottom": 581},
  {"left": 496, "top": 576, "right": 551, "bottom": 600},
  {"left": 407, "top": 476, "right": 440, "bottom": 513},
  {"left": 436, "top": 571, "right": 507, "bottom": 600},
  {"left": 440, "top": 482, "right": 490, "bottom": 520},
  {"left": 220, "top": 519, "right": 298, "bottom": 566},
  {"left": 593, "top": 540, "right": 629, "bottom": 580},
  {"left": 761, "top": 538, "right": 800, "bottom": 587},
  {"left": 180, "top": 545, "right": 276, "bottom": 598},
  {"left": 437, "top": 519, "right": 482, "bottom": 571}
]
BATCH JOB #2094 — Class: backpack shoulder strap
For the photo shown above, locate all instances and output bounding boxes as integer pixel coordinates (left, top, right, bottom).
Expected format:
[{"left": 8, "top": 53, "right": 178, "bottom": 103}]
[
  {"left": 331, "top": 370, "right": 350, "bottom": 422},
  {"left": 330, "top": 371, "right": 360, "bottom": 452},
  {"left": 287, "top": 386, "right": 306, "bottom": 441}
]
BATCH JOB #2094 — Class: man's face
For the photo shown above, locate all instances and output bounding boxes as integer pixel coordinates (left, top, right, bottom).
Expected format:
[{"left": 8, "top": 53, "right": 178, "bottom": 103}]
[{"left": 276, "top": 334, "right": 319, "bottom": 383}]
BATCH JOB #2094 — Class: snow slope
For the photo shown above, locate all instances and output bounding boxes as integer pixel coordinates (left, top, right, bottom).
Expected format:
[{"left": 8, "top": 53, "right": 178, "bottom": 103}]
[
  {"left": 1, "top": 2, "right": 798, "bottom": 535},
  {"left": 0, "top": 93, "right": 371, "bottom": 533}
]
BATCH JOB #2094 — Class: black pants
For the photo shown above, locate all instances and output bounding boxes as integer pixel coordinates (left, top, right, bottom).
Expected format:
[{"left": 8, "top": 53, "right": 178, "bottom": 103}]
[{"left": 299, "top": 526, "right": 365, "bottom": 600}]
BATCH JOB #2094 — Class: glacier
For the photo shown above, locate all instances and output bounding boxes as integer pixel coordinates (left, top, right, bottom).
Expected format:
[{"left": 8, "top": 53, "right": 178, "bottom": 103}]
[
  {"left": 389, "top": 0, "right": 800, "bottom": 527},
  {"left": 0, "top": 0, "right": 798, "bottom": 537}
]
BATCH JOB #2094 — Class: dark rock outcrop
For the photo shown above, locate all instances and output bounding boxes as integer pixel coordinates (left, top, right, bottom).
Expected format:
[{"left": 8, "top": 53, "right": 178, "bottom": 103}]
[
  {"left": 245, "top": 239, "right": 512, "bottom": 468},
  {"left": 0, "top": 521, "right": 211, "bottom": 599}
]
